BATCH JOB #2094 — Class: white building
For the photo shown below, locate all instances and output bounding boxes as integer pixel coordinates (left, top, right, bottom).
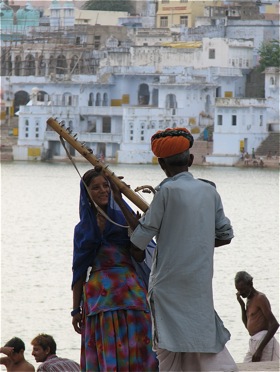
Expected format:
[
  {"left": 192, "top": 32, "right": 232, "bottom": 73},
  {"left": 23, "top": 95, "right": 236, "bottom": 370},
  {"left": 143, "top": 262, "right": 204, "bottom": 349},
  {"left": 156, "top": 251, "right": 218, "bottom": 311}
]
[
  {"left": 10, "top": 35, "right": 258, "bottom": 163},
  {"left": 206, "top": 67, "right": 279, "bottom": 165},
  {"left": 5, "top": 30, "right": 277, "bottom": 164}
]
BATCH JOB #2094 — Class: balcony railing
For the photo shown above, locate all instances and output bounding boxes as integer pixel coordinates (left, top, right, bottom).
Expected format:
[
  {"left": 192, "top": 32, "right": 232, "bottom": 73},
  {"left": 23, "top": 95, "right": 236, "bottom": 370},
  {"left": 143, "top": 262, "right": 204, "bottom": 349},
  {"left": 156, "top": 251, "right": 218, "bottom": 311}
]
[
  {"left": 79, "top": 106, "right": 123, "bottom": 116},
  {"left": 45, "top": 130, "right": 122, "bottom": 143}
]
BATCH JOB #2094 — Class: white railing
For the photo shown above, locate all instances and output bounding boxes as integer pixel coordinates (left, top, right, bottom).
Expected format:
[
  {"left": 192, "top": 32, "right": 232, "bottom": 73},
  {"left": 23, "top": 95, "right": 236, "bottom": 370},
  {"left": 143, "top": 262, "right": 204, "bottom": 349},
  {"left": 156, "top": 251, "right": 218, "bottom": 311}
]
[{"left": 45, "top": 130, "right": 122, "bottom": 143}]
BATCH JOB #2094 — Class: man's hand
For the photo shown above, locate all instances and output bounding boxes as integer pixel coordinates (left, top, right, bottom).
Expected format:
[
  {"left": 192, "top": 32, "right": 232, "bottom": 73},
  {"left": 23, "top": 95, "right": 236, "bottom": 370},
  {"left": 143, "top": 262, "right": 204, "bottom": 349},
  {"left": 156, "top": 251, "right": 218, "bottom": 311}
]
[
  {"left": 236, "top": 292, "right": 245, "bottom": 309},
  {"left": 0, "top": 346, "right": 14, "bottom": 356}
]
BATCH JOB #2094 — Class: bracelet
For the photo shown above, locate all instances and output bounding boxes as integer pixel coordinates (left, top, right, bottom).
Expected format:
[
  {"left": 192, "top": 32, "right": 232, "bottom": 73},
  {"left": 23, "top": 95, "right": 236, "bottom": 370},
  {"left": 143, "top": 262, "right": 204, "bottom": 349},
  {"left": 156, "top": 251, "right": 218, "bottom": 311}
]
[{"left": 71, "top": 307, "right": 81, "bottom": 317}]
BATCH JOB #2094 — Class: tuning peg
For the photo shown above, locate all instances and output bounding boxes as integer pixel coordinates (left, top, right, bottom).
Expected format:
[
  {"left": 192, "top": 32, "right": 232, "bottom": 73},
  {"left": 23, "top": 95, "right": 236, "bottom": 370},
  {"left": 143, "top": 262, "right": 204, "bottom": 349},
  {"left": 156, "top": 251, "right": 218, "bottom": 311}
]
[
  {"left": 87, "top": 147, "right": 93, "bottom": 154},
  {"left": 73, "top": 133, "right": 78, "bottom": 139}
]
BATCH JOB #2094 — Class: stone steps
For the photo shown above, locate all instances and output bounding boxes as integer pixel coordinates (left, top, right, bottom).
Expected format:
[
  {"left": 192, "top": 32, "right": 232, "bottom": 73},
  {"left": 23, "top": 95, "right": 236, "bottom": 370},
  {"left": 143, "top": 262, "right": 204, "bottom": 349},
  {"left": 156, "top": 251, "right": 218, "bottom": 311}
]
[
  {"left": 191, "top": 140, "right": 213, "bottom": 165},
  {"left": 0, "top": 118, "right": 18, "bottom": 161},
  {"left": 256, "top": 132, "right": 279, "bottom": 157}
]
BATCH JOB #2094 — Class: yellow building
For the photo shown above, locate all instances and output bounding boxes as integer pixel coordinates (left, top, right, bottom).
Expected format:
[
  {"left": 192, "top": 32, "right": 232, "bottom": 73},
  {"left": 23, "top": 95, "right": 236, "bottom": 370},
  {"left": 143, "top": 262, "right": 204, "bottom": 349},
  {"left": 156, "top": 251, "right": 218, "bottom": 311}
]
[
  {"left": 262, "top": 2, "right": 280, "bottom": 21},
  {"left": 156, "top": 0, "right": 223, "bottom": 28}
]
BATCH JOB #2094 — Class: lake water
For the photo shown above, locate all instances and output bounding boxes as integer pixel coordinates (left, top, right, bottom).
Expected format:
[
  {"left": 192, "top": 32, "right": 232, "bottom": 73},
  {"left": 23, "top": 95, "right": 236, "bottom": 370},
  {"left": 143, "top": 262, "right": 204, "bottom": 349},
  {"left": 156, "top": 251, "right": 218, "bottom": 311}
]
[{"left": 1, "top": 161, "right": 279, "bottom": 370}]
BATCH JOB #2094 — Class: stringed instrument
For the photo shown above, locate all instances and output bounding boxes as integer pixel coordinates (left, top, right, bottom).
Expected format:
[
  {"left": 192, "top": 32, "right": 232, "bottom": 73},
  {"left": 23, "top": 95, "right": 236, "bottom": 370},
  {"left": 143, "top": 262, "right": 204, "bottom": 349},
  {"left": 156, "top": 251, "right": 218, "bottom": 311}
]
[{"left": 46, "top": 117, "right": 149, "bottom": 212}]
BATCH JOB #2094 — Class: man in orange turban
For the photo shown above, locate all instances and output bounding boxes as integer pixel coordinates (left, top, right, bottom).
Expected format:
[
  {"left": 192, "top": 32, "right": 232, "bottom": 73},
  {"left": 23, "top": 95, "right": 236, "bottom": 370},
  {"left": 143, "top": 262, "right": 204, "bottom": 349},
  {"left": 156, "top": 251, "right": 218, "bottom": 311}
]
[
  {"left": 109, "top": 127, "right": 237, "bottom": 371},
  {"left": 151, "top": 127, "right": 194, "bottom": 159}
]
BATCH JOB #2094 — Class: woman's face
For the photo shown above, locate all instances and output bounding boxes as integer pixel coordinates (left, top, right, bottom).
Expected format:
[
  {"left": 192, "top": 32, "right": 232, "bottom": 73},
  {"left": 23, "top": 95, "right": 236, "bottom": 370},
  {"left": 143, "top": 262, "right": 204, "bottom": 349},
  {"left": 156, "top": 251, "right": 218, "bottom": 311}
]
[{"left": 88, "top": 175, "right": 110, "bottom": 208}]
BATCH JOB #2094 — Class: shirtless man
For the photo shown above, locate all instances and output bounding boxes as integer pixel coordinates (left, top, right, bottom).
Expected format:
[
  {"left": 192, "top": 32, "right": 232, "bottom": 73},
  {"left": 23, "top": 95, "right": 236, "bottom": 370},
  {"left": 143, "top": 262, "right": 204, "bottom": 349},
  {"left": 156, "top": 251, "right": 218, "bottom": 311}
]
[
  {"left": 0, "top": 337, "right": 35, "bottom": 371},
  {"left": 235, "top": 271, "right": 279, "bottom": 362}
]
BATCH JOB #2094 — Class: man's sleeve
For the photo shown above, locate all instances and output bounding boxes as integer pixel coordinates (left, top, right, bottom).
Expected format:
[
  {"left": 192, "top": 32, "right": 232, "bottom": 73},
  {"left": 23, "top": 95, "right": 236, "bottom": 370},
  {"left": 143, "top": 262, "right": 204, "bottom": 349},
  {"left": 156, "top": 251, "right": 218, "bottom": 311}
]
[
  {"left": 215, "top": 193, "right": 234, "bottom": 241},
  {"left": 131, "top": 191, "right": 164, "bottom": 250}
]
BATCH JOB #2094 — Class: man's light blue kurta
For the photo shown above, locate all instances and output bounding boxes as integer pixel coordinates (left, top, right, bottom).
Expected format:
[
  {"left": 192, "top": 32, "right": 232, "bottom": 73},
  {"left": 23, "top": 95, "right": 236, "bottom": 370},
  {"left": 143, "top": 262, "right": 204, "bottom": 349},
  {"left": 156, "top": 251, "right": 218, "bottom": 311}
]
[{"left": 131, "top": 172, "right": 234, "bottom": 353}]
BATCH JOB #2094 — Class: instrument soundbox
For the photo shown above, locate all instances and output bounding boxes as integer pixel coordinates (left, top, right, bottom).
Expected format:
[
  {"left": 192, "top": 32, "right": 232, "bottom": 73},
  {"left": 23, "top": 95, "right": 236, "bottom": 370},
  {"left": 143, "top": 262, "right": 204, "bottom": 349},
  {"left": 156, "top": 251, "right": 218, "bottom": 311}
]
[{"left": 46, "top": 117, "right": 149, "bottom": 212}]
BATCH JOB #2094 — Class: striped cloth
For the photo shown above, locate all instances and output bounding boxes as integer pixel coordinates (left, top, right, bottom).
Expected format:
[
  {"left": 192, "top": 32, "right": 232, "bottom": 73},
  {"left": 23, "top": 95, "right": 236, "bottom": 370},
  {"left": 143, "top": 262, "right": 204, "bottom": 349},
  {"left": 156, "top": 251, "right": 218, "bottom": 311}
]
[{"left": 37, "top": 355, "right": 80, "bottom": 371}]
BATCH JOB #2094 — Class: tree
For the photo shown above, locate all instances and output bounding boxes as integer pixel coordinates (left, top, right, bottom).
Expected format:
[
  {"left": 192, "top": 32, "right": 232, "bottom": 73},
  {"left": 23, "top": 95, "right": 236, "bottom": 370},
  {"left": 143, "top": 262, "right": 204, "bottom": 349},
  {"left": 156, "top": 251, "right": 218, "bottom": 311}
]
[
  {"left": 82, "top": 0, "right": 133, "bottom": 13},
  {"left": 257, "top": 39, "right": 280, "bottom": 71}
]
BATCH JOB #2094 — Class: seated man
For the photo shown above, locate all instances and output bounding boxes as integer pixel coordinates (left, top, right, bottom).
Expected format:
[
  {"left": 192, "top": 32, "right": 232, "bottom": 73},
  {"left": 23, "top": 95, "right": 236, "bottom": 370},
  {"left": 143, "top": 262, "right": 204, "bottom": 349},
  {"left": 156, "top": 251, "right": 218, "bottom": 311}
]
[
  {"left": 0, "top": 337, "right": 35, "bottom": 371},
  {"left": 235, "top": 271, "right": 279, "bottom": 362},
  {"left": 31, "top": 334, "right": 80, "bottom": 372}
]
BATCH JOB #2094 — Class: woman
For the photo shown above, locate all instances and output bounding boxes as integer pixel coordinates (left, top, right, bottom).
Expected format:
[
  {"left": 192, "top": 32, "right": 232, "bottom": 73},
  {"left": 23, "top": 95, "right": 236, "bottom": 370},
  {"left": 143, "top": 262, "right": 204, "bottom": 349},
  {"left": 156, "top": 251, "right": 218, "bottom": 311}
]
[{"left": 71, "top": 168, "right": 158, "bottom": 372}]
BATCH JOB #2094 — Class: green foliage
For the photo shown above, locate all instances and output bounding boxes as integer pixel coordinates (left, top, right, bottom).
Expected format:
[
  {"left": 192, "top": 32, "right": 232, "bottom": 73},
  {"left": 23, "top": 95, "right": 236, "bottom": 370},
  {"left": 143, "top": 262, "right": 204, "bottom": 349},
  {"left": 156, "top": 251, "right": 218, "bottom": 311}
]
[
  {"left": 258, "top": 39, "right": 280, "bottom": 71},
  {"left": 82, "top": 0, "right": 133, "bottom": 13}
]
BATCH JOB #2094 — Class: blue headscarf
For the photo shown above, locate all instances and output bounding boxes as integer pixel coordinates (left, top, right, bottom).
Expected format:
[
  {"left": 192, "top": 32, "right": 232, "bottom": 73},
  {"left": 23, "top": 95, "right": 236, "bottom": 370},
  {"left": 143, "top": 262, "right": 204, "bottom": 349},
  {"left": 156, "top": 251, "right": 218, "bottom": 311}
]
[{"left": 71, "top": 178, "right": 131, "bottom": 288}]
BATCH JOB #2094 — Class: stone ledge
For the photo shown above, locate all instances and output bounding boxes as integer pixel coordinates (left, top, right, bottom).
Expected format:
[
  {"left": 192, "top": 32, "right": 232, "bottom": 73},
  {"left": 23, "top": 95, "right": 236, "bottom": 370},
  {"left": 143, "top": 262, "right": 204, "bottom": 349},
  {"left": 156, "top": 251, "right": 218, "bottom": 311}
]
[{"left": 237, "top": 361, "right": 279, "bottom": 371}]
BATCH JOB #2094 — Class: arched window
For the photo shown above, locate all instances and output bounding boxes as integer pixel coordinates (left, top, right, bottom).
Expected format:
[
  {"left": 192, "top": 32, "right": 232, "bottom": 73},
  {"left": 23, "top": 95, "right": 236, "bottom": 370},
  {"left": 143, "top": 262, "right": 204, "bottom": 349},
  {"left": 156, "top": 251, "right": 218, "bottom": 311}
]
[
  {"left": 96, "top": 93, "right": 101, "bottom": 106},
  {"left": 14, "top": 91, "right": 30, "bottom": 114},
  {"left": 69, "top": 120, "right": 73, "bottom": 130},
  {"left": 1, "top": 52, "right": 6, "bottom": 76},
  {"left": 129, "top": 122, "right": 134, "bottom": 141},
  {"left": 70, "top": 55, "right": 79, "bottom": 74},
  {"left": 102, "top": 93, "right": 108, "bottom": 106},
  {"left": 35, "top": 121, "right": 40, "bottom": 138},
  {"left": 7, "top": 54, "right": 13, "bottom": 75},
  {"left": 25, "top": 119, "right": 29, "bottom": 138},
  {"left": 49, "top": 55, "right": 55, "bottom": 74},
  {"left": 25, "top": 54, "right": 35, "bottom": 76},
  {"left": 152, "top": 88, "right": 158, "bottom": 106},
  {"left": 63, "top": 93, "right": 72, "bottom": 106},
  {"left": 205, "top": 94, "right": 211, "bottom": 114},
  {"left": 88, "top": 93, "right": 94, "bottom": 106},
  {"left": 138, "top": 83, "right": 150, "bottom": 105},
  {"left": 37, "top": 90, "right": 48, "bottom": 102},
  {"left": 166, "top": 94, "right": 177, "bottom": 109},
  {"left": 38, "top": 55, "right": 46, "bottom": 76},
  {"left": 56, "top": 55, "right": 67, "bottom": 75},
  {"left": 140, "top": 122, "right": 145, "bottom": 141},
  {"left": 15, "top": 56, "right": 21, "bottom": 76},
  {"left": 80, "top": 58, "right": 84, "bottom": 74}
]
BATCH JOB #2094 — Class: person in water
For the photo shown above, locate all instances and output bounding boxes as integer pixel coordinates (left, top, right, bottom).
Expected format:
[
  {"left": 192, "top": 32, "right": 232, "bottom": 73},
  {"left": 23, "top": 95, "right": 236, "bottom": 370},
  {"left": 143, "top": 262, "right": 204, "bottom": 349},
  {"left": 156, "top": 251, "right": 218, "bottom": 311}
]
[
  {"left": 31, "top": 334, "right": 80, "bottom": 371},
  {"left": 71, "top": 168, "right": 158, "bottom": 371},
  {"left": 0, "top": 337, "right": 35, "bottom": 372},
  {"left": 235, "top": 271, "right": 279, "bottom": 362}
]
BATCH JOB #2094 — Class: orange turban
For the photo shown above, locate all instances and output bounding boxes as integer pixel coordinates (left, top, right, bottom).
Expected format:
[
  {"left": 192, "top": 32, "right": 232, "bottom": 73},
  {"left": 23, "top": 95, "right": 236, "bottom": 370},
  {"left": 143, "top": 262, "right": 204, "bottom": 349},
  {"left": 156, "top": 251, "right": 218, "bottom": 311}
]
[{"left": 151, "top": 127, "right": 194, "bottom": 158}]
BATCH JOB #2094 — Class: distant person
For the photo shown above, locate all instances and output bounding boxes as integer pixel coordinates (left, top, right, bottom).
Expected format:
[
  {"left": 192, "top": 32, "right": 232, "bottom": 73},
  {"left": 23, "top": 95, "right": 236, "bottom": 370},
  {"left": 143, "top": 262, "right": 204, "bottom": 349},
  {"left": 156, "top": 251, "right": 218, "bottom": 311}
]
[
  {"left": 0, "top": 337, "right": 35, "bottom": 372},
  {"left": 244, "top": 152, "right": 250, "bottom": 166},
  {"left": 235, "top": 271, "right": 280, "bottom": 362},
  {"left": 31, "top": 334, "right": 80, "bottom": 371}
]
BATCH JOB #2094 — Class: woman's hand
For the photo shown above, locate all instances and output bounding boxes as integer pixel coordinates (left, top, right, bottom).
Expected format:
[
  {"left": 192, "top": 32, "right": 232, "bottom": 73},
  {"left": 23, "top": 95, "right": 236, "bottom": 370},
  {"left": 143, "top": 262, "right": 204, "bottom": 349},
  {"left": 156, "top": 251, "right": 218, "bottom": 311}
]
[{"left": 72, "top": 313, "right": 83, "bottom": 334}]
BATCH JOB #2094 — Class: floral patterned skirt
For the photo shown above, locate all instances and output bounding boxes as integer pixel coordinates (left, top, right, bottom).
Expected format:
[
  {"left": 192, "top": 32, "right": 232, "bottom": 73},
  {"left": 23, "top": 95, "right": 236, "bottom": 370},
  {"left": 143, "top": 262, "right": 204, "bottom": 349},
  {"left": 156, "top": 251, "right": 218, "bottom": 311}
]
[{"left": 80, "top": 309, "right": 158, "bottom": 372}]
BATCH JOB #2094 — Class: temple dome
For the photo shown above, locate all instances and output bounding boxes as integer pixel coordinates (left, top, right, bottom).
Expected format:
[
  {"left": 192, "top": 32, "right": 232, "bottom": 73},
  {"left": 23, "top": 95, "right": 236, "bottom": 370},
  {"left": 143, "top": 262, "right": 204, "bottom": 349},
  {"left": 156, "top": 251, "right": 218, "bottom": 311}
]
[
  {"left": 0, "top": 0, "right": 14, "bottom": 28},
  {"left": 16, "top": 1, "right": 40, "bottom": 26}
]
